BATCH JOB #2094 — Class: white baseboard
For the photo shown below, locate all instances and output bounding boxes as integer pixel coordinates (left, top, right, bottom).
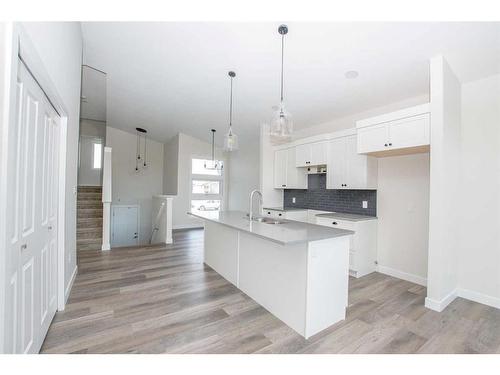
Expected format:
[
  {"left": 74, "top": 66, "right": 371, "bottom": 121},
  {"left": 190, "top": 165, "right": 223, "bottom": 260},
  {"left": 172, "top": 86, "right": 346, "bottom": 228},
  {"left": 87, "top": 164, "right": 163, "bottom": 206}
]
[
  {"left": 425, "top": 289, "right": 457, "bottom": 312},
  {"left": 457, "top": 288, "right": 500, "bottom": 309},
  {"left": 173, "top": 224, "right": 203, "bottom": 230},
  {"left": 101, "top": 243, "right": 110, "bottom": 251},
  {"left": 377, "top": 265, "right": 427, "bottom": 286},
  {"left": 64, "top": 265, "right": 78, "bottom": 306}
]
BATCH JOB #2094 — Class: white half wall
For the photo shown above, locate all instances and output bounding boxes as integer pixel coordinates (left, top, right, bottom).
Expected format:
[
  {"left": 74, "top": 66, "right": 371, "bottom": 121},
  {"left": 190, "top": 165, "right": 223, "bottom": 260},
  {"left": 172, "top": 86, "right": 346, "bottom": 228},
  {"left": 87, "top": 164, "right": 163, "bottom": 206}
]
[
  {"left": 21, "top": 22, "right": 83, "bottom": 296},
  {"left": 426, "top": 55, "right": 462, "bottom": 311},
  {"left": 458, "top": 74, "right": 500, "bottom": 307},
  {"left": 106, "top": 126, "right": 164, "bottom": 244},
  {"left": 163, "top": 134, "right": 179, "bottom": 196},
  {"left": 377, "top": 153, "right": 430, "bottom": 286}
]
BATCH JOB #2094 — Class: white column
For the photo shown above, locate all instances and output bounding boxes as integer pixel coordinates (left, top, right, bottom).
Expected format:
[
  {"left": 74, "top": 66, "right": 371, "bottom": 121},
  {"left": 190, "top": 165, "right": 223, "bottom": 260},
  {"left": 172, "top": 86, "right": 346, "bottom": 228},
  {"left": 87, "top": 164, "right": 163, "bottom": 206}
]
[{"left": 102, "top": 146, "right": 112, "bottom": 251}]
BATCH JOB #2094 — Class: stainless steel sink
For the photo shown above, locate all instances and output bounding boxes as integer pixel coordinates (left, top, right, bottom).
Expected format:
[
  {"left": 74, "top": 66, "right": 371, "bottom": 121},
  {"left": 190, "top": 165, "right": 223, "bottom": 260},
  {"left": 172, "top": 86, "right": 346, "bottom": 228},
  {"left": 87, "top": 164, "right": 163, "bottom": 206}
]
[{"left": 244, "top": 216, "right": 287, "bottom": 225}]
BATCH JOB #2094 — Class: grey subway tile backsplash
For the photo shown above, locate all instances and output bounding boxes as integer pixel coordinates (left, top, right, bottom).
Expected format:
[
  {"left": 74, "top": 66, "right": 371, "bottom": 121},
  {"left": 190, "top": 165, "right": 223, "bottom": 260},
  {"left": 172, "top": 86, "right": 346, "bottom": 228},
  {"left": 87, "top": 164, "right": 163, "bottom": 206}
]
[{"left": 283, "top": 174, "right": 377, "bottom": 216}]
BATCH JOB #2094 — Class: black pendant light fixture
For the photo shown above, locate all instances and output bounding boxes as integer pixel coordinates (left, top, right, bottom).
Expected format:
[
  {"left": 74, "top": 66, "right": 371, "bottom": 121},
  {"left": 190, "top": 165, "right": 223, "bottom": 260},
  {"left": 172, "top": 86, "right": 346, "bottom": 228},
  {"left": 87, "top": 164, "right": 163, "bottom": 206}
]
[
  {"left": 135, "top": 127, "right": 148, "bottom": 172},
  {"left": 204, "top": 129, "right": 223, "bottom": 171},
  {"left": 270, "top": 24, "right": 293, "bottom": 141}
]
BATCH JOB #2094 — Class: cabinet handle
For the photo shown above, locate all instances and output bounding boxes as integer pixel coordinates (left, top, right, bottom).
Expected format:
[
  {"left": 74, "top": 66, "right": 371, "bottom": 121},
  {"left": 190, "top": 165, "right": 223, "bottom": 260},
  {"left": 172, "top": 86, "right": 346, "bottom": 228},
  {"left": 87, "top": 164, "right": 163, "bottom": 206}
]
[
  {"left": 332, "top": 222, "right": 338, "bottom": 225},
  {"left": 278, "top": 213, "right": 282, "bottom": 216},
  {"left": 389, "top": 143, "right": 392, "bottom": 146},
  {"left": 21, "top": 243, "right": 27, "bottom": 250},
  {"left": 267, "top": 212, "right": 271, "bottom": 215},
  {"left": 384, "top": 143, "right": 388, "bottom": 147},
  {"left": 281, "top": 184, "right": 286, "bottom": 187}
]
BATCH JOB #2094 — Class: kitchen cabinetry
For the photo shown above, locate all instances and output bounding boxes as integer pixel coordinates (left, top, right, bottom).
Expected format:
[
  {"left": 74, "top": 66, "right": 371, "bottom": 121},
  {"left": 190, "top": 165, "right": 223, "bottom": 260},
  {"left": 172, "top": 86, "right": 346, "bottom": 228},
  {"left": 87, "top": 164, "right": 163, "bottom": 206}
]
[
  {"left": 356, "top": 103, "right": 430, "bottom": 156},
  {"left": 327, "top": 135, "right": 378, "bottom": 189},
  {"left": 315, "top": 216, "right": 377, "bottom": 278},
  {"left": 295, "top": 141, "right": 327, "bottom": 167},
  {"left": 262, "top": 209, "right": 308, "bottom": 222},
  {"left": 274, "top": 148, "right": 308, "bottom": 189}
]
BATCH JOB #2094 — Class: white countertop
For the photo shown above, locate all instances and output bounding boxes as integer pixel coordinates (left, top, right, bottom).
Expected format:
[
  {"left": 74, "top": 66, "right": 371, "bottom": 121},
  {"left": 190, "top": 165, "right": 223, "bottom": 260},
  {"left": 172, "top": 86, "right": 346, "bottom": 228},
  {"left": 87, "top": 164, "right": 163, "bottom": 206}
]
[
  {"left": 315, "top": 212, "right": 377, "bottom": 222},
  {"left": 189, "top": 210, "right": 353, "bottom": 245},
  {"left": 262, "top": 207, "right": 308, "bottom": 212}
]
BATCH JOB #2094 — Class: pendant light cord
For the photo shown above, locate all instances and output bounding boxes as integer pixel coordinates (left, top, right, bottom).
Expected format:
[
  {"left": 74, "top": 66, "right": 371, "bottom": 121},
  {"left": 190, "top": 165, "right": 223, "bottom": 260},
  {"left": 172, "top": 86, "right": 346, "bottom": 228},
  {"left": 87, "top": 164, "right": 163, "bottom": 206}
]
[
  {"left": 143, "top": 134, "right": 147, "bottom": 166},
  {"left": 212, "top": 130, "right": 215, "bottom": 161},
  {"left": 229, "top": 75, "right": 233, "bottom": 128},
  {"left": 280, "top": 33, "right": 284, "bottom": 103}
]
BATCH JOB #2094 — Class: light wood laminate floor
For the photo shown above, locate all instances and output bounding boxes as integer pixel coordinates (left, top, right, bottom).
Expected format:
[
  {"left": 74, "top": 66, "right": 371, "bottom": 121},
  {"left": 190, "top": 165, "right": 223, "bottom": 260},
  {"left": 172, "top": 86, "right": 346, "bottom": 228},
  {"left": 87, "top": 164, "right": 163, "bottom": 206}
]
[{"left": 41, "top": 229, "right": 500, "bottom": 354}]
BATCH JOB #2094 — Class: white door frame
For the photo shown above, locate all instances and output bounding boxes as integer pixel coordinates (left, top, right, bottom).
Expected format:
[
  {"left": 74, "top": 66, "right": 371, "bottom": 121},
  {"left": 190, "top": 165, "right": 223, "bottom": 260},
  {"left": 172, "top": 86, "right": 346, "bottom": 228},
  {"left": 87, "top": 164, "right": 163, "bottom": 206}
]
[{"left": 0, "top": 23, "right": 71, "bottom": 353}]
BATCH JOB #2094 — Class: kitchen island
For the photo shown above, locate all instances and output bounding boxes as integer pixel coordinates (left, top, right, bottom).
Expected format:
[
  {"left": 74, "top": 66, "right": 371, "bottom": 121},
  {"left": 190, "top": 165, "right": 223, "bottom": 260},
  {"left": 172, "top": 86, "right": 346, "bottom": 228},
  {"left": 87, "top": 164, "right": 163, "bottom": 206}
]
[{"left": 189, "top": 210, "right": 354, "bottom": 339}]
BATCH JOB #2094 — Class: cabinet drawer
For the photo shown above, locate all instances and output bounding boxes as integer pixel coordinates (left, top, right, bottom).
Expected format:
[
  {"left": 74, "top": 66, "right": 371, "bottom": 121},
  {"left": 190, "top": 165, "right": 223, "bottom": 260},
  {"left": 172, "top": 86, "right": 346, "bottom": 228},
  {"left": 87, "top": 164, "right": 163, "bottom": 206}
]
[{"left": 315, "top": 217, "right": 356, "bottom": 231}]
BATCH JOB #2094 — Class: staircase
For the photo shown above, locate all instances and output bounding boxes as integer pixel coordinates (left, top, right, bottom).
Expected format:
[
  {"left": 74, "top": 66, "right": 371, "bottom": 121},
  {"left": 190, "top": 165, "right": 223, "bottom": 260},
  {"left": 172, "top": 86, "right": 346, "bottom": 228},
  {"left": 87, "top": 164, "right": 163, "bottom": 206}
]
[{"left": 77, "top": 186, "right": 103, "bottom": 251}]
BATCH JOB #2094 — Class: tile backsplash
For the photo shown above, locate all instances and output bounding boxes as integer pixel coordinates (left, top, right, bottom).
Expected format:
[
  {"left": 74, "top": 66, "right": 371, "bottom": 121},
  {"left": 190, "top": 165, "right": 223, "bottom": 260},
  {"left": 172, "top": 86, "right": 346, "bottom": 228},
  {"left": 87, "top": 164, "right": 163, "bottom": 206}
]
[{"left": 283, "top": 174, "right": 377, "bottom": 216}]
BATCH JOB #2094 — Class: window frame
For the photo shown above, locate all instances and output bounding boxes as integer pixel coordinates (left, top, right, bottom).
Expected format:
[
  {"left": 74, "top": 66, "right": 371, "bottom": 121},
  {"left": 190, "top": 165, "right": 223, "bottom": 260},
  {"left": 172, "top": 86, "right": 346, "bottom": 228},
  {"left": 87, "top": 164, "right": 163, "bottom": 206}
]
[{"left": 190, "top": 157, "right": 225, "bottom": 213}]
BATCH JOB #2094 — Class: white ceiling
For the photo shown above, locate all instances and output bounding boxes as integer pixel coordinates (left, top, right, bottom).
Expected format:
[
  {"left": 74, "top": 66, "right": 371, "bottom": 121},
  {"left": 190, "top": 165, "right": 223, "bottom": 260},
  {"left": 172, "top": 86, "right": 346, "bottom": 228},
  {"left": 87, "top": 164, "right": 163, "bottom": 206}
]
[{"left": 81, "top": 22, "right": 500, "bottom": 145}]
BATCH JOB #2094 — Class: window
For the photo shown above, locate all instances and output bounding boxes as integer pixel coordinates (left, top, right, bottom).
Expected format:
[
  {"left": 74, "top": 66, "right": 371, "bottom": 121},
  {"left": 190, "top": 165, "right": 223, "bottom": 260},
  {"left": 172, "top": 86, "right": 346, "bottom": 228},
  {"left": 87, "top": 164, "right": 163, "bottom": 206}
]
[
  {"left": 190, "top": 158, "right": 224, "bottom": 217},
  {"left": 93, "top": 142, "right": 102, "bottom": 169}
]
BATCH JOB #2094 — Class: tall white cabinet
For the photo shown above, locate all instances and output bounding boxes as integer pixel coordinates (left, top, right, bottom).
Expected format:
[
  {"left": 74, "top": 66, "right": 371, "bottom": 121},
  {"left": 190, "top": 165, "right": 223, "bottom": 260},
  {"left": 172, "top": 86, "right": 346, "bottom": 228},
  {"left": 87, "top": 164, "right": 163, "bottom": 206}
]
[{"left": 327, "top": 135, "right": 378, "bottom": 190}]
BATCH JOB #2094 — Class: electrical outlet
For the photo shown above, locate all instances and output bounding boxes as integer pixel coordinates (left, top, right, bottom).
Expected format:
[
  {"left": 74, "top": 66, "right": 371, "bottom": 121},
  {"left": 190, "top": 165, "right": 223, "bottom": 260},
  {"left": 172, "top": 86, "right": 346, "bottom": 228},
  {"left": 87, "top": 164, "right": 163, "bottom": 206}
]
[
  {"left": 362, "top": 201, "right": 368, "bottom": 209},
  {"left": 292, "top": 197, "right": 296, "bottom": 204}
]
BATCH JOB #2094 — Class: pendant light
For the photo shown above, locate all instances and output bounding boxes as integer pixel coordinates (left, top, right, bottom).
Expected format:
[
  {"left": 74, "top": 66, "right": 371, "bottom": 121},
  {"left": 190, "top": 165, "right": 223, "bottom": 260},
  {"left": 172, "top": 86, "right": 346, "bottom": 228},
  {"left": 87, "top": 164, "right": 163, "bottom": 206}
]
[
  {"left": 135, "top": 127, "right": 147, "bottom": 172},
  {"left": 204, "top": 129, "right": 223, "bottom": 171},
  {"left": 270, "top": 24, "right": 293, "bottom": 142},
  {"left": 223, "top": 71, "right": 239, "bottom": 151}
]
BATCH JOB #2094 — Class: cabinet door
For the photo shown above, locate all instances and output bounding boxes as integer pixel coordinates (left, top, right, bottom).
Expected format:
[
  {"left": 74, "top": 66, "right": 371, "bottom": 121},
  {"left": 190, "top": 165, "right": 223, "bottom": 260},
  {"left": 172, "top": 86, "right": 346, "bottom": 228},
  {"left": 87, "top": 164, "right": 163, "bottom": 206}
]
[
  {"left": 326, "top": 137, "right": 346, "bottom": 189},
  {"left": 274, "top": 149, "right": 288, "bottom": 188},
  {"left": 310, "top": 141, "right": 327, "bottom": 165},
  {"left": 295, "top": 144, "right": 311, "bottom": 167},
  {"left": 357, "top": 123, "right": 388, "bottom": 154},
  {"left": 388, "top": 113, "right": 430, "bottom": 150},
  {"left": 286, "top": 147, "right": 307, "bottom": 189},
  {"left": 345, "top": 135, "right": 367, "bottom": 189}
]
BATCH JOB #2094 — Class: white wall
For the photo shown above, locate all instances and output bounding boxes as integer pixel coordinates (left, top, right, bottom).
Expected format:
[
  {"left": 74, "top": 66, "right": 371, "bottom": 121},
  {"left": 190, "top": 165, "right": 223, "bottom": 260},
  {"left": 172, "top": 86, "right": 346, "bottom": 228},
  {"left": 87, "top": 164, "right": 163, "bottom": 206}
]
[
  {"left": 426, "top": 56, "right": 462, "bottom": 311},
  {"left": 163, "top": 134, "right": 179, "bottom": 196},
  {"left": 106, "top": 126, "right": 164, "bottom": 244},
  {"left": 21, "top": 22, "right": 83, "bottom": 296},
  {"left": 227, "top": 137, "right": 260, "bottom": 211},
  {"left": 171, "top": 133, "right": 228, "bottom": 229},
  {"left": 458, "top": 74, "right": 500, "bottom": 307},
  {"left": 377, "top": 153, "right": 430, "bottom": 285}
]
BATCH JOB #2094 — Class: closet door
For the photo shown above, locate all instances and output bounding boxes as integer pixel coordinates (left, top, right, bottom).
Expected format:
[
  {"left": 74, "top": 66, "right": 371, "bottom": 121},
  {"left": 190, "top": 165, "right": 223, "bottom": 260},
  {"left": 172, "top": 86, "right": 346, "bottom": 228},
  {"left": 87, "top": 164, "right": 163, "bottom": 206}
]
[
  {"left": 4, "top": 60, "right": 60, "bottom": 353},
  {"left": 112, "top": 206, "right": 139, "bottom": 247}
]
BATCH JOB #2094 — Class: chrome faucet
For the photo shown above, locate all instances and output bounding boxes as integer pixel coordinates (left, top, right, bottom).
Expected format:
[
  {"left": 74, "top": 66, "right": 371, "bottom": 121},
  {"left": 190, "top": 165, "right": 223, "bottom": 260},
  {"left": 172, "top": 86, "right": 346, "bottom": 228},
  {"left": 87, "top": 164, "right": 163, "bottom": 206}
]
[{"left": 249, "top": 190, "right": 263, "bottom": 221}]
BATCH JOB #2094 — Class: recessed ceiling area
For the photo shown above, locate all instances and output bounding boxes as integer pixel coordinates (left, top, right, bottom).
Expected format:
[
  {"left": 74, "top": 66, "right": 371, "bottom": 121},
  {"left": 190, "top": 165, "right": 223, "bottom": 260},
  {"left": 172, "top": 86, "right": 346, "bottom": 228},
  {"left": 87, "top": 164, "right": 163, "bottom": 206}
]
[{"left": 81, "top": 22, "right": 500, "bottom": 144}]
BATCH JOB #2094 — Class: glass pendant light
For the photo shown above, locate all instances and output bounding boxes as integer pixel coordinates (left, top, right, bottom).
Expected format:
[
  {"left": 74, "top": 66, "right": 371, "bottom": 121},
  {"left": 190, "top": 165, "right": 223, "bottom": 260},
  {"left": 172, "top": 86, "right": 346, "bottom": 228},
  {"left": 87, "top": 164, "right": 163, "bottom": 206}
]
[
  {"left": 224, "top": 71, "right": 239, "bottom": 151},
  {"left": 270, "top": 24, "right": 293, "bottom": 142}
]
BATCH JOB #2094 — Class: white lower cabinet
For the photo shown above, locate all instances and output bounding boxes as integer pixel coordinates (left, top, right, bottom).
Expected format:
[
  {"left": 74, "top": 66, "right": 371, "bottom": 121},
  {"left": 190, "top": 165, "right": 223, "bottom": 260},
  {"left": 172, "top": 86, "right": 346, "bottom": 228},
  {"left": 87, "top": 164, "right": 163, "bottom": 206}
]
[{"left": 315, "top": 216, "right": 377, "bottom": 278}]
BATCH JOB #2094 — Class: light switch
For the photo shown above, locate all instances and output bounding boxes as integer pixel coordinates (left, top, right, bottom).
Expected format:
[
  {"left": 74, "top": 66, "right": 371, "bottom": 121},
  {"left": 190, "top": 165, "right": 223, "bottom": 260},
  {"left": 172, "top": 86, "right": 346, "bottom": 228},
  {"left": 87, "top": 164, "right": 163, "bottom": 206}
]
[
  {"left": 292, "top": 197, "right": 296, "bottom": 204},
  {"left": 362, "top": 201, "right": 368, "bottom": 209}
]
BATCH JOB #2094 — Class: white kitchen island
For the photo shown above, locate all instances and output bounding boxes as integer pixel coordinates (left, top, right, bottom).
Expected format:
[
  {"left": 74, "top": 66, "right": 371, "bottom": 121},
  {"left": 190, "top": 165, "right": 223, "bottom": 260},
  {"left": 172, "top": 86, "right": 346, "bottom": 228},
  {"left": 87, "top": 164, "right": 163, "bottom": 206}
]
[{"left": 189, "top": 210, "right": 354, "bottom": 339}]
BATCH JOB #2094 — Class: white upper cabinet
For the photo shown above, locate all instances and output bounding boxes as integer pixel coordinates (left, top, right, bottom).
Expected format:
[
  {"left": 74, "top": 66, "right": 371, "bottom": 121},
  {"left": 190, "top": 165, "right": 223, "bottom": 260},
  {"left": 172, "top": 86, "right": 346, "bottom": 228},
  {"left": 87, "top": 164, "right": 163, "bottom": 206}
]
[
  {"left": 295, "top": 141, "right": 327, "bottom": 167},
  {"left": 327, "top": 135, "right": 378, "bottom": 190},
  {"left": 274, "top": 148, "right": 307, "bottom": 189},
  {"left": 356, "top": 103, "right": 430, "bottom": 156}
]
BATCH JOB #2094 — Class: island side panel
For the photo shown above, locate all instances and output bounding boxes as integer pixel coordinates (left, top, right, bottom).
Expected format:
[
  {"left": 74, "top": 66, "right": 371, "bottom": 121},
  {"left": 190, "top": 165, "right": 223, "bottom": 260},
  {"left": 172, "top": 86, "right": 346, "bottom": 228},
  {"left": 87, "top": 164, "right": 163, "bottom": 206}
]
[
  {"left": 238, "top": 232, "right": 308, "bottom": 337},
  {"left": 305, "top": 236, "right": 350, "bottom": 338},
  {"left": 204, "top": 221, "right": 239, "bottom": 286}
]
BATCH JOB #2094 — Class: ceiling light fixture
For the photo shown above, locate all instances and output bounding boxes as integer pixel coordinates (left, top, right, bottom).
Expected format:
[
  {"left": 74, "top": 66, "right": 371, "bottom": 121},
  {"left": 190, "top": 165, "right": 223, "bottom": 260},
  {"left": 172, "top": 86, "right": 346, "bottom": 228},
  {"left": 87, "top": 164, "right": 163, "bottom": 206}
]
[
  {"left": 223, "top": 71, "right": 238, "bottom": 151},
  {"left": 204, "top": 129, "right": 223, "bottom": 171},
  {"left": 345, "top": 70, "right": 359, "bottom": 79},
  {"left": 270, "top": 24, "right": 293, "bottom": 142}
]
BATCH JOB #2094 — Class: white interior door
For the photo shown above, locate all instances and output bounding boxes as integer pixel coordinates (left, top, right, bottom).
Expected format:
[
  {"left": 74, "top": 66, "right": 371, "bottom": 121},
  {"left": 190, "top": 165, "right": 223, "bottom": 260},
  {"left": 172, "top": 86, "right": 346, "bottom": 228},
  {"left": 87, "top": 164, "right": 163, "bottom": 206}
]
[
  {"left": 3, "top": 60, "right": 60, "bottom": 353},
  {"left": 112, "top": 205, "right": 139, "bottom": 247}
]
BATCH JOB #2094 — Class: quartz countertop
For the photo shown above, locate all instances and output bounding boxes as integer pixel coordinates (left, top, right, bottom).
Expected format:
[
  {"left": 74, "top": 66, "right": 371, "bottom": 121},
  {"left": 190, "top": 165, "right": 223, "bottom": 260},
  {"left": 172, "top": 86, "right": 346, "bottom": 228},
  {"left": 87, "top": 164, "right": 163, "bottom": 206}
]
[
  {"left": 188, "top": 210, "right": 353, "bottom": 245},
  {"left": 262, "top": 207, "right": 307, "bottom": 212},
  {"left": 315, "top": 212, "right": 377, "bottom": 222}
]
